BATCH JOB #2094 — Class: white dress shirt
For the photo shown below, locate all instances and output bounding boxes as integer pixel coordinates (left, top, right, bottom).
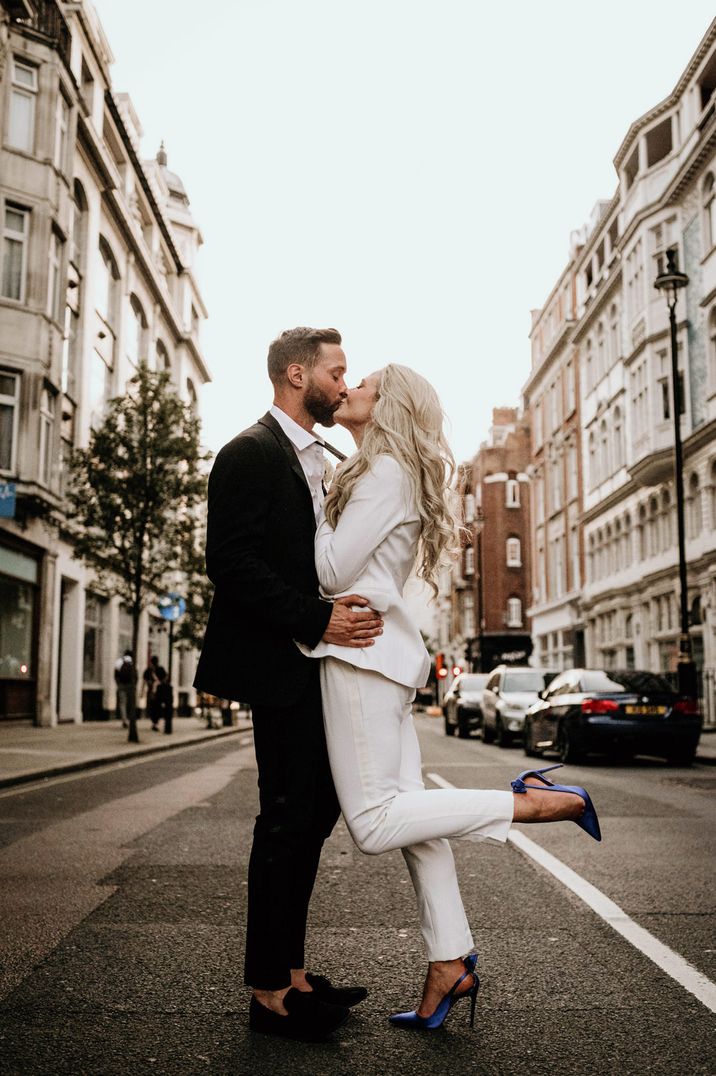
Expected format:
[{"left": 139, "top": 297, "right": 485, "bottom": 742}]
[
  {"left": 269, "top": 404, "right": 326, "bottom": 519},
  {"left": 297, "top": 454, "right": 431, "bottom": 689}
]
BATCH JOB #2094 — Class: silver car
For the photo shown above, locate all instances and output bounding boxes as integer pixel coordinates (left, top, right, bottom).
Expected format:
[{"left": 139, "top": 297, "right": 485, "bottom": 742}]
[
  {"left": 481, "top": 666, "right": 559, "bottom": 748},
  {"left": 443, "top": 673, "right": 489, "bottom": 738}
]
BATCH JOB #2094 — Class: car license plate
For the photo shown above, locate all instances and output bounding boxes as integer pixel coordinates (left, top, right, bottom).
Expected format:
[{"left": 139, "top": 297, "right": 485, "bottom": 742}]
[{"left": 624, "top": 705, "right": 666, "bottom": 716}]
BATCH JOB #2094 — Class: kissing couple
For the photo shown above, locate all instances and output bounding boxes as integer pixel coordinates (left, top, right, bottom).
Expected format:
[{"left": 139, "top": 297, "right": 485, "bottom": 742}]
[{"left": 194, "top": 326, "right": 600, "bottom": 1043}]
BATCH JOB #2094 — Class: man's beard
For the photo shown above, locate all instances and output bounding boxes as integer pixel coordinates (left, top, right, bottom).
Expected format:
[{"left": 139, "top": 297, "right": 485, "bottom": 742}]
[{"left": 304, "top": 381, "right": 340, "bottom": 427}]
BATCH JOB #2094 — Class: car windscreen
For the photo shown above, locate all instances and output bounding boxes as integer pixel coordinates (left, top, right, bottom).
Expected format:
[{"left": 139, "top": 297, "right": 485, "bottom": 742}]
[
  {"left": 460, "top": 675, "right": 487, "bottom": 691},
  {"left": 502, "top": 671, "right": 550, "bottom": 693},
  {"left": 581, "top": 670, "right": 675, "bottom": 694}
]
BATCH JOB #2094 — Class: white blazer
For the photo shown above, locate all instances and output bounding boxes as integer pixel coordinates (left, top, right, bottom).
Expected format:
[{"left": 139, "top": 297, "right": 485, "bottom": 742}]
[{"left": 297, "top": 454, "right": 431, "bottom": 689}]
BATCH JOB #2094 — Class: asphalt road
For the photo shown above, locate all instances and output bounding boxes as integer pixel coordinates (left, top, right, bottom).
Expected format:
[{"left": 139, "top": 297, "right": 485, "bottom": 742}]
[{"left": 0, "top": 717, "right": 714, "bottom": 1075}]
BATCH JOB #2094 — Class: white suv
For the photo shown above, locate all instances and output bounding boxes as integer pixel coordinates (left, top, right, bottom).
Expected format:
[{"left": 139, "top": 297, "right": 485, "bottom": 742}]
[{"left": 481, "top": 666, "right": 558, "bottom": 748}]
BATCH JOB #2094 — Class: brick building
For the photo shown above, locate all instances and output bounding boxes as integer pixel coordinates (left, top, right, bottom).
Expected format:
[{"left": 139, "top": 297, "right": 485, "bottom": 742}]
[{"left": 454, "top": 408, "right": 532, "bottom": 672}]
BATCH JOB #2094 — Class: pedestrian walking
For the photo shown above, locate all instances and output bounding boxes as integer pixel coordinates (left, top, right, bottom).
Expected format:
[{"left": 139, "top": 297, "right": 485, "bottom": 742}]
[
  {"left": 113, "top": 650, "right": 135, "bottom": 728},
  {"left": 142, "top": 655, "right": 160, "bottom": 720},
  {"left": 150, "top": 668, "right": 173, "bottom": 734},
  {"left": 194, "top": 327, "right": 382, "bottom": 1043}
]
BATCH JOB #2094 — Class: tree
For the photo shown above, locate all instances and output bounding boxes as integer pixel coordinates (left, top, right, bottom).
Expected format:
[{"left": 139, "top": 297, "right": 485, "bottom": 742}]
[{"left": 66, "top": 362, "right": 211, "bottom": 742}]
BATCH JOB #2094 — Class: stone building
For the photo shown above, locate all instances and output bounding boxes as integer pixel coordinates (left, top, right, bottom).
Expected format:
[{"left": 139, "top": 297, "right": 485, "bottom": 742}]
[
  {"left": 453, "top": 408, "right": 532, "bottom": 673},
  {"left": 527, "top": 17, "right": 716, "bottom": 721},
  {"left": 0, "top": 0, "right": 210, "bottom": 724}
]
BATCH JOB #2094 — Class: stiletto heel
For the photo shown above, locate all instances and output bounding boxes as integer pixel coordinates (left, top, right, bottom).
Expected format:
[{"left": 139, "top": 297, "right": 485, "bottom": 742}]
[
  {"left": 510, "top": 763, "right": 602, "bottom": 842},
  {"left": 389, "top": 953, "right": 480, "bottom": 1031}
]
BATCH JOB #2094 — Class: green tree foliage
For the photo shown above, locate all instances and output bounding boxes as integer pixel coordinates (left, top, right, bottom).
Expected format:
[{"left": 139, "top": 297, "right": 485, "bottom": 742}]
[{"left": 66, "top": 362, "right": 211, "bottom": 741}]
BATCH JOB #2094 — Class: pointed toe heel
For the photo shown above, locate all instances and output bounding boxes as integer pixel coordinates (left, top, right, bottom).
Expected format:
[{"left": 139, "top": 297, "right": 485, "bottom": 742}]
[
  {"left": 510, "top": 764, "right": 602, "bottom": 842},
  {"left": 389, "top": 953, "right": 480, "bottom": 1031}
]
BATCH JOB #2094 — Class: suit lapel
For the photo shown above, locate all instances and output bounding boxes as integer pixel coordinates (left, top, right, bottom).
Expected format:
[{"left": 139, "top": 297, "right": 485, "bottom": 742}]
[{"left": 258, "top": 412, "right": 312, "bottom": 494}]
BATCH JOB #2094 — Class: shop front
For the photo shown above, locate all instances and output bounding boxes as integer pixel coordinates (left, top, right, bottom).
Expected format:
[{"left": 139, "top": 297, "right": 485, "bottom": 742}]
[{"left": 0, "top": 540, "right": 41, "bottom": 721}]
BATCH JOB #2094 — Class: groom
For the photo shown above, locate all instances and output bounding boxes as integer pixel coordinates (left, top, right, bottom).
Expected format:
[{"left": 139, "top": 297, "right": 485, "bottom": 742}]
[{"left": 194, "top": 327, "right": 382, "bottom": 1042}]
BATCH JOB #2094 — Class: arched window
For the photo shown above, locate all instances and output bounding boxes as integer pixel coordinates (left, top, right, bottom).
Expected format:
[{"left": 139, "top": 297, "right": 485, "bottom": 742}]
[
  {"left": 688, "top": 472, "right": 701, "bottom": 538},
  {"left": 506, "top": 597, "right": 522, "bottom": 627},
  {"left": 709, "top": 307, "right": 716, "bottom": 388},
  {"left": 126, "top": 295, "right": 147, "bottom": 369},
  {"left": 506, "top": 537, "right": 521, "bottom": 567},
  {"left": 585, "top": 338, "right": 593, "bottom": 390},
  {"left": 588, "top": 429, "right": 597, "bottom": 488},
  {"left": 72, "top": 180, "right": 87, "bottom": 272},
  {"left": 596, "top": 528, "right": 604, "bottom": 579},
  {"left": 156, "top": 339, "right": 172, "bottom": 377},
  {"left": 660, "top": 489, "right": 672, "bottom": 551},
  {"left": 505, "top": 478, "right": 520, "bottom": 507},
  {"left": 648, "top": 496, "right": 659, "bottom": 556},
  {"left": 623, "top": 513, "right": 632, "bottom": 567},
  {"left": 186, "top": 377, "right": 198, "bottom": 414},
  {"left": 609, "top": 303, "right": 620, "bottom": 365},
  {"left": 638, "top": 504, "right": 647, "bottom": 559},
  {"left": 613, "top": 406, "right": 623, "bottom": 470},
  {"left": 39, "top": 388, "right": 55, "bottom": 486},
  {"left": 596, "top": 321, "right": 605, "bottom": 380},
  {"left": 588, "top": 534, "right": 595, "bottom": 583},
  {"left": 605, "top": 524, "right": 613, "bottom": 574},
  {"left": 97, "top": 237, "right": 119, "bottom": 330},
  {"left": 703, "top": 172, "right": 716, "bottom": 251},
  {"left": 599, "top": 419, "right": 609, "bottom": 480},
  {"left": 614, "top": 519, "right": 622, "bottom": 571},
  {"left": 710, "top": 460, "right": 716, "bottom": 530}
]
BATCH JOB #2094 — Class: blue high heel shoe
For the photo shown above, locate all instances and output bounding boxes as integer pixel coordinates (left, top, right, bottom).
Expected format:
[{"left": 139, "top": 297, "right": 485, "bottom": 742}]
[
  {"left": 511, "top": 763, "right": 602, "bottom": 842},
  {"left": 388, "top": 952, "right": 480, "bottom": 1030}
]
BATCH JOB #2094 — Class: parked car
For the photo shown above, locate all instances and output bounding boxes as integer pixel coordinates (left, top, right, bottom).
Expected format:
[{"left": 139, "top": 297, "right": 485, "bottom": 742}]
[
  {"left": 481, "top": 666, "right": 559, "bottom": 747},
  {"left": 522, "top": 668, "right": 702, "bottom": 765},
  {"left": 443, "top": 673, "right": 489, "bottom": 738}
]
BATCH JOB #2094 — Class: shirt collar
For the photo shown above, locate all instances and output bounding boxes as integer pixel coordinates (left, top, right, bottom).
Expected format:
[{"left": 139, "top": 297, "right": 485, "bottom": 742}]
[{"left": 270, "top": 404, "right": 324, "bottom": 452}]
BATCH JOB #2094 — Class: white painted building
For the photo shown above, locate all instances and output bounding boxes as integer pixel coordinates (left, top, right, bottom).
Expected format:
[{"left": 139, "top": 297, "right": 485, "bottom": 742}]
[{"left": 0, "top": 0, "right": 210, "bottom": 724}]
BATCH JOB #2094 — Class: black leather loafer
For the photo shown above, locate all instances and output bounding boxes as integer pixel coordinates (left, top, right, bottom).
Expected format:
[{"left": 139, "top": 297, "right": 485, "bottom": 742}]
[
  {"left": 306, "top": 972, "right": 368, "bottom": 1007},
  {"left": 249, "top": 988, "right": 350, "bottom": 1042}
]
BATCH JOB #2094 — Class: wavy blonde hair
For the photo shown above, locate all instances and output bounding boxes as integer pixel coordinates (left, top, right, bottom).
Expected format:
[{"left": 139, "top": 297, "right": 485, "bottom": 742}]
[{"left": 323, "top": 364, "right": 458, "bottom": 595}]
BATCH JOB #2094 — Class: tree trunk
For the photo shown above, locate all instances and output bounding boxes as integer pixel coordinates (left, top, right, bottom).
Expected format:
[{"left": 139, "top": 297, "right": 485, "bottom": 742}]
[{"left": 128, "top": 607, "right": 141, "bottom": 744}]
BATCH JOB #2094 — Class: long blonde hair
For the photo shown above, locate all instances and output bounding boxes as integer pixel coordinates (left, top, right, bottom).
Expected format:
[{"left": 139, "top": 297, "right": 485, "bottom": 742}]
[{"left": 323, "top": 364, "right": 458, "bottom": 595}]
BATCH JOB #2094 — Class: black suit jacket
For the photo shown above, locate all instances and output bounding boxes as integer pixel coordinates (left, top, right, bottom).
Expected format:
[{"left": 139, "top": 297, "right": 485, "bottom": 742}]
[{"left": 194, "top": 412, "right": 333, "bottom": 707}]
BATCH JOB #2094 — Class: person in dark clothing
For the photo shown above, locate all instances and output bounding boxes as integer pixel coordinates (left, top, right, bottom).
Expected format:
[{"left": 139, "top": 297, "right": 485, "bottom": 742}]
[
  {"left": 194, "top": 327, "right": 382, "bottom": 1043},
  {"left": 151, "top": 668, "right": 173, "bottom": 734}
]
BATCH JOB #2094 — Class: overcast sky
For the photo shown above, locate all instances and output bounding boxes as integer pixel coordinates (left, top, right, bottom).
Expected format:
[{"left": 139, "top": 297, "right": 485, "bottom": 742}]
[{"left": 93, "top": 0, "right": 715, "bottom": 463}]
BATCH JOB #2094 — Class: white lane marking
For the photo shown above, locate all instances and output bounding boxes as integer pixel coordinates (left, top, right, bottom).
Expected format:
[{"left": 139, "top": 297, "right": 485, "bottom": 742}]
[{"left": 426, "top": 771, "right": 716, "bottom": 1015}]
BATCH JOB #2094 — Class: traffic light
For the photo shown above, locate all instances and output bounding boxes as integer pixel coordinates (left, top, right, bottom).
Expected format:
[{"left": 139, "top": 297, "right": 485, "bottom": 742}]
[{"left": 436, "top": 653, "right": 448, "bottom": 679}]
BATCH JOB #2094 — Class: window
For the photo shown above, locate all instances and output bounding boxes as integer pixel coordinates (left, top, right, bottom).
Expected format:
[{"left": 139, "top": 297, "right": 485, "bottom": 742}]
[
  {"left": 47, "top": 231, "right": 64, "bottom": 323},
  {"left": 709, "top": 308, "right": 716, "bottom": 387},
  {"left": 565, "top": 359, "right": 575, "bottom": 414},
  {"left": 506, "top": 537, "right": 521, "bottom": 567},
  {"left": 613, "top": 407, "right": 624, "bottom": 470},
  {"left": 506, "top": 478, "right": 520, "bottom": 507},
  {"left": 609, "top": 303, "right": 620, "bottom": 364},
  {"left": 2, "top": 205, "right": 29, "bottom": 301},
  {"left": 464, "top": 545, "right": 475, "bottom": 575},
  {"left": 54, "top": 93, "right": 70, "bottom": 173},
  {"left": 596, "top": 321, "right": 605, "bottom": 381},
  {"left": 0, "top": 371, "right": 20, "bottom": 474},
  {"left": 0, "top": 547, "right": 37, "bottom": 679},
  {"left": 585, "top": 338, "right": 594, "bottom": 390},
  {"left": 126, "top": 295, "right": 147, "bottom": 369},
  {"left": 506, "top": 597, "right": 523, "bottom": 628},
  {"left": 704, "top": 174, "right": 716, "bottom": 252},
  {"left": 550, "top": 382, "right": 560, "bottom": 430},
  {"left": 589, "top": 429, "right": 598, "bottom": 488},
  {"left": 89, "top": 349, "right": 111, "bottom": 429},
  {"left": 645, "top": 116, "right": 672, "bottom": 168},
  {"left": 71, "top": 181, "right": 87, "bottom": 272},
  {"left": 688, "top": 473, "right": 701, "bottom": 539},
  {"left": 567, "top": 443, "right": 578, "bottom": 501},
  {"left": 186, "top": 377, "right": 198, "bottom": 414},
  {"left": 570, "top": 523, "right": 580, "bottom": 590},
  {"left": 464, "top": 493, "right": 475, "bottom": 523},
  {"left": 97, "top": 238, "right": 119, "bottom": 329},
  {"left": 710, "top": 460, "right": 716, "bottom": 530},
  {"left": 535, "top": 474, "right": 544, "bottom": 523},
  {"left": 83, "top": 593, "right": 106, "bottom": 684},
  {"left": 156, "top": 339, "right": 172, "bottom": 377},
  {"left": 8, "top": 58, "right": 37, "bottom": 153},
  {"left": 551, "top": 454, "right": 562, "bottom": 512},
  {"left": 533, "top": 399, "right": 543, "bottom": 447},
  {"left": 600, "top": 419, "right": 609, "bottom": 480},
  {"left": 462, "top": 592, "right": 475, "bottom": 637},
  {"left": 39, "top": 388, "right": 55, "bottom": 487}
]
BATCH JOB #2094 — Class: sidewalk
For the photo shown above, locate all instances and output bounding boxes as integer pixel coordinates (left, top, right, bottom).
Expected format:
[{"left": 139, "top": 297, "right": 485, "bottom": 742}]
[{"left": 0, "top": 714, "right": 253, "bottom": 790}]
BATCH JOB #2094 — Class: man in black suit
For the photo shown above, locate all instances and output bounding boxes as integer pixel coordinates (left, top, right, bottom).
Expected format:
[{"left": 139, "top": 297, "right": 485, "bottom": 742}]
[{"left": 195, "top": 327, "right": 382, "bottom": 1042}]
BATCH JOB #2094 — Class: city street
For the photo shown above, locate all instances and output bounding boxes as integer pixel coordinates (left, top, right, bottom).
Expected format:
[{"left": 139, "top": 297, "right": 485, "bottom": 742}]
[{"left": 0, "top": 716, "right": 714, "bottom": 1076}]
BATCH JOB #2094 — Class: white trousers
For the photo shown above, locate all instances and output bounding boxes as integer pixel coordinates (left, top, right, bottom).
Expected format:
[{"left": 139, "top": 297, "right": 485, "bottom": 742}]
[{"left": 320, "top": 657, "right": 514, "bottom": 961}]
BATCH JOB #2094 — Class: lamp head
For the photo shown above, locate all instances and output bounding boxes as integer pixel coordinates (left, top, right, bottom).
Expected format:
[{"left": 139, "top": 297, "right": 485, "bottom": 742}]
[{"left": 654, "top": 247, "right": 689, "bottom": 306}]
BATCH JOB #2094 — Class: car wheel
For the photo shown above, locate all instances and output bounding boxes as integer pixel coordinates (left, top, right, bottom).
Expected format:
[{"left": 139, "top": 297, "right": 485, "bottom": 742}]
[
  {"left": 556, "top": 723, "right": 583, "bottom": 765},
  {"left": 482, "top": 721, "right": 495, "bottom": 744},
  {"left": 667, "top": 748, "right": 696, "bottom": 767},
  {"left": 444, "top": 716, "right": 455, "bottom": 737},
  {"left": 495, "top": 718, "right": 512, "bottom": 749},
  {"left": 523, "top": 719, "right": 540, "bottom": 758}
]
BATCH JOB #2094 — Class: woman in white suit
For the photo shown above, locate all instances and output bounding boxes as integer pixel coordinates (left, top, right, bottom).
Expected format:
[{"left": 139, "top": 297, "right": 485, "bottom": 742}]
[{"left": 303, "top": 364, "right": 600, "bottom": 1030}]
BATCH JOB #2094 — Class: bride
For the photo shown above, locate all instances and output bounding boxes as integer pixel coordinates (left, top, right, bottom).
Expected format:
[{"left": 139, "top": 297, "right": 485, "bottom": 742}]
[{"left": 301, "top": 363, "right": 601, "bottom": 1030}]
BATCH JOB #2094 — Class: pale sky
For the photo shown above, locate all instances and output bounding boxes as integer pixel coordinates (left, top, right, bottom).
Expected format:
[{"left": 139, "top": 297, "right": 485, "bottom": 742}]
[{"left": 93, "top": 0, "right": 715, "bottom": 464}]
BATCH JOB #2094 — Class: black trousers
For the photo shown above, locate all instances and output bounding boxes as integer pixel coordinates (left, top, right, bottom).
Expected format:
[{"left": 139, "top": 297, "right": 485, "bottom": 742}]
[{"left": 244, "top": 667, "right": 340, "bottom": 990}]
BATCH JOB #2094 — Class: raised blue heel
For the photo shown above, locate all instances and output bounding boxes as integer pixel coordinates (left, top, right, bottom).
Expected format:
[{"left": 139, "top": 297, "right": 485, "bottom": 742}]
[
  {"left": 511, "top": 763, "right": 602, "bottom": 842},
  {"left": 389, "top": 952, "right": 480, "bottom": 1030}
]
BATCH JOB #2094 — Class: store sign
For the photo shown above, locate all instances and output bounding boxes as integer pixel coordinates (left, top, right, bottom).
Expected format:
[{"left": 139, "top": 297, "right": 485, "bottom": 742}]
[{"left": 0, "top": 482, "right": 16, "bottom": 519}]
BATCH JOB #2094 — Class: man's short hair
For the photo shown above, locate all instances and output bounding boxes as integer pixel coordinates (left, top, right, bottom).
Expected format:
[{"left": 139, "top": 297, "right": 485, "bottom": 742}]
[{"left": 267, "top": 327, "right": 342, "bottom": 386}]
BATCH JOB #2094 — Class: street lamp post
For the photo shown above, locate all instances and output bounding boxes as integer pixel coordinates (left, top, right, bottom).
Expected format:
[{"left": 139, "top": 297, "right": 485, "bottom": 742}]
[{"left": 653, "top": 248, "right": 698, "bottom": 698}]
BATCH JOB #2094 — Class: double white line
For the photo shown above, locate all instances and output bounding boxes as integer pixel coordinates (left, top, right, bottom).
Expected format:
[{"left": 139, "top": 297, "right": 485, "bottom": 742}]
[{"left": 427, "top": 771, "right": 716, "bottom": 1015}]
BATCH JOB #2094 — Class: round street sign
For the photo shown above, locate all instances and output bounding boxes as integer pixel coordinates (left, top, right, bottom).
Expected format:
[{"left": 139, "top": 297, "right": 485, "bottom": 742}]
[{"left": 158, "top": 592, "right": 187, "bottom": 622}]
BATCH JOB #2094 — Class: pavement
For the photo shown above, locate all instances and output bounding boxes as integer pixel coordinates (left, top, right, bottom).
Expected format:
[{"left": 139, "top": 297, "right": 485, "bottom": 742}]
[
  {"left": 0, "top": 712, "right": 713, "bottom": 790},
  {"left": 0, "top": 713, "right": 253, "bottom": 789}
]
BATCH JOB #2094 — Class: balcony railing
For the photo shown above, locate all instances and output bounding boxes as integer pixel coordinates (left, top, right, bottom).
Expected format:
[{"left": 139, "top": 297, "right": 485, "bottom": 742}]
[{"left": 13, "top": 1, "right": 71, "bottom": 67}]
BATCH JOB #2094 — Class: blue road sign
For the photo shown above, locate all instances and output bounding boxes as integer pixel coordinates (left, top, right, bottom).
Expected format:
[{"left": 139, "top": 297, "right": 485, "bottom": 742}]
[{"left": 158, "top": 592, "right": 186, "bottom": 622}]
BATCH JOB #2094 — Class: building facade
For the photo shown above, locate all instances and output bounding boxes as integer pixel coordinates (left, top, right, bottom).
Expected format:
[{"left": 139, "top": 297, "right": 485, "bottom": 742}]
[
  {"left": 0, "top": 0, "right": 210, "bottom": 724},
  {"left": 527, "top": 18, "right": 716, "bottom": 721},
  {"left": 453, "top": 408, "right": 532, "bottom": 673}
]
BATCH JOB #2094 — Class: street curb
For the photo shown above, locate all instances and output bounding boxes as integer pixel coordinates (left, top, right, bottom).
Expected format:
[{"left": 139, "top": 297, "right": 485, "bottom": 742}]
[{"left": 0, "top": 725, "right": 252, "bottom": 791}]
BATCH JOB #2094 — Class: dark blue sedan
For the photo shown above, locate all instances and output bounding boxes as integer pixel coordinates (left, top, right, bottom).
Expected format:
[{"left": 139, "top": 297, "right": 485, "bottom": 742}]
[{"left": 523, "top": 668, "right": 702, "bottom": 765}]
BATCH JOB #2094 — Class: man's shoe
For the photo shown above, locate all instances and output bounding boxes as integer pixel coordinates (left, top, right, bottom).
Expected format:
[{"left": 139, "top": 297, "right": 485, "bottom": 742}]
[
  {"left": 248, "top": 988, "right": 350, "bottom": 1042},
  {"left": 305, "top": 972, "right": 368, "bottom": 1007}
]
